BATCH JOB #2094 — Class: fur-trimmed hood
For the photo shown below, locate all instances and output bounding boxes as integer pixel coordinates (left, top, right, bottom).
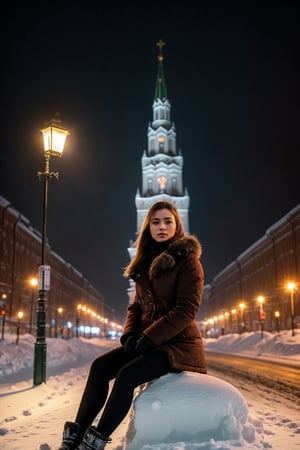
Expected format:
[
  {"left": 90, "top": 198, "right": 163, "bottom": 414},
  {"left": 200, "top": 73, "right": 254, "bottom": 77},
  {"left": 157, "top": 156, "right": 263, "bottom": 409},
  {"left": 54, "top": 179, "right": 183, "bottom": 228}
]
[{"left": 148, "top": 235, "right": 202, "bottom": 280}]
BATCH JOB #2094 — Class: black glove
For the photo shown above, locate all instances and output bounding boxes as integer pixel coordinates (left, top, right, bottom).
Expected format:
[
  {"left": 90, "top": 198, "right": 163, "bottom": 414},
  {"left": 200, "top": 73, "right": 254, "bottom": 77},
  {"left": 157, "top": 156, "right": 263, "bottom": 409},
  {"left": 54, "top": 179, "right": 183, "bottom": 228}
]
[
  {"left": 135, "top": 335, "right": 155, "bottom": 355},
  {"left": 123, "top": 335, "right": 139, "bottom": 354}
]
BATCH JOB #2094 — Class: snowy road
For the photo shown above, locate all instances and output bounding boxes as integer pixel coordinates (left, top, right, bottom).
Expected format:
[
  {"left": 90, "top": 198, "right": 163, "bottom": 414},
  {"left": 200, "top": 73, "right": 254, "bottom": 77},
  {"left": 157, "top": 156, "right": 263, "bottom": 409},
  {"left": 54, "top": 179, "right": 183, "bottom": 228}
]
[
  {"left": 207, "top": 355, "right": 300, "bottom": 450},
  {"left": 206, "top": 351, "right": 300, "bottom": 395}
]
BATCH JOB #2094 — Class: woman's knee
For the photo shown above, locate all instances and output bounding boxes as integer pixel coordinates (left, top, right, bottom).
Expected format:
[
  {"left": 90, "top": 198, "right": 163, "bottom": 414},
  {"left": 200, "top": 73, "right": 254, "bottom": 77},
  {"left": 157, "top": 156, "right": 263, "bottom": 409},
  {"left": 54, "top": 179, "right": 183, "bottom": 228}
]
[
  {"left": 115, "top": 364, "right": 139, "bottom": 389},
  {"left": 89, "top": 355, "right": 110, "bottom": 376},
  {"left": 89, "top": 349, "right": 126, "bottom": 379},
  {"left": 115, "top": 358, "right": 153, "bottom": 390}
]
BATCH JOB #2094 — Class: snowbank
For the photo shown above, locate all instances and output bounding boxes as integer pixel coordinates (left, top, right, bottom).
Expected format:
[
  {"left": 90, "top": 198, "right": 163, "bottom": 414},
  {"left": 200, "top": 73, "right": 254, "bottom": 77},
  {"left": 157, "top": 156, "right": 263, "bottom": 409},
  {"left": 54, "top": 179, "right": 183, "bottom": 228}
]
[{"left": 126, "top": 372, "right": 258, "bottom": 449}]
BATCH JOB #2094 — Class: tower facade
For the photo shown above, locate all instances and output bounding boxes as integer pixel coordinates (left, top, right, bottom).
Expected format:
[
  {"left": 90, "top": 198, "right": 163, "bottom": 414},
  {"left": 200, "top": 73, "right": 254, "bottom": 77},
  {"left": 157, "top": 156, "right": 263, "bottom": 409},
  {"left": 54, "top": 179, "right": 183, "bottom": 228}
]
[{"left": 127, "top": 41, "right": 190, "bottom": 301}]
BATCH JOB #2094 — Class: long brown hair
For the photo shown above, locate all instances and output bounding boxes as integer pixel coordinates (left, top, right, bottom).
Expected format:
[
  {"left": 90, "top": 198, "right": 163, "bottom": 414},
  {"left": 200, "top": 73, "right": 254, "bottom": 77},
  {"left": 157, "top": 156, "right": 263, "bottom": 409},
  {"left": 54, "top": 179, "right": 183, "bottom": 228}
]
[{"left": 123, "top": 201, "right": 185, "bottom": 277}]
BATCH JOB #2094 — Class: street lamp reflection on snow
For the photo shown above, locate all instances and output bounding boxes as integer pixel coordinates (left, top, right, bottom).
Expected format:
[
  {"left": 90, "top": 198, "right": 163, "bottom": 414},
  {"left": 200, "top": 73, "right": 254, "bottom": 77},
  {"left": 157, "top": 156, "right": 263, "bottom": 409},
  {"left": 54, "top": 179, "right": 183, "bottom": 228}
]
[
  {"left": 33, "top": 114, "right": 69, "bottom": 386},
  {"left": 287, "top": 282, "right": 296, "bottom": 337}
]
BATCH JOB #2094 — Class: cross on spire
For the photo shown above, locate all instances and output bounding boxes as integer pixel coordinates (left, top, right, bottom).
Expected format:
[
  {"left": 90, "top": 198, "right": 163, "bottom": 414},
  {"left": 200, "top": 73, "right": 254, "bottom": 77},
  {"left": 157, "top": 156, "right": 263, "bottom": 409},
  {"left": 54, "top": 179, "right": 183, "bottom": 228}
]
[{"left": 156, "top": 39, "right": 166, "bottom": 62}]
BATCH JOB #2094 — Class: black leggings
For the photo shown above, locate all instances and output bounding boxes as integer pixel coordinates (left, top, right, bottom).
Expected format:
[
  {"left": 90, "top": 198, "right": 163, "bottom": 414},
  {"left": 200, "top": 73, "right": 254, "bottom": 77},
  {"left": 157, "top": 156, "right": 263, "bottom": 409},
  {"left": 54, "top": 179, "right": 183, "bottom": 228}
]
[{"left": 75, "top": 346, "right": 172, "bottom": 437}]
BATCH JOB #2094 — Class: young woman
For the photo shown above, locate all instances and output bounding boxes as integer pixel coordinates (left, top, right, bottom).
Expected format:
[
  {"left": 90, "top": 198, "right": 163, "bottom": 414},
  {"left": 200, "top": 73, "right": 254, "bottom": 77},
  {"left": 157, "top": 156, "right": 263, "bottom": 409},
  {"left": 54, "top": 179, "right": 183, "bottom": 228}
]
[{"left": 58, "top": 200, "right": 206, "bottom": 450}]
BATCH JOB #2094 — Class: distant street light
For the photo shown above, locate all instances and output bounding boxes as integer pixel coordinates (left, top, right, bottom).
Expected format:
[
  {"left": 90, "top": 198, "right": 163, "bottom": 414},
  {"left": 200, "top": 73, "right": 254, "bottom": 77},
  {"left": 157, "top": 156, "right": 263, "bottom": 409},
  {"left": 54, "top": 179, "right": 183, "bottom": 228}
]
[
  {"left": 274, "top": 310, "right": 280, "bottom": 334},
  {"left": 29, "top": 277, "right": 38, "bottom": 334},
  {"left": 239, "top": 302, "right": 245, "bottom": 333},
  {"left": 76, "top": 304, "right": 82, "bottom": 338},
  {"left": 16, "top": 311, "right": 24, "bottom": 345},
  {"left": 258, "top": 296, "right": 265, "bottom": 339},
  {"left": 58, "top": 307, "right": 64, "bottom": 338},
  {"left": 230, "top": 309, "right": 236, "bottom": 333},
  {"left": 33, "top": 114, "right": 69, "bottom": 386},
  {"left": 55, "top": 307, "right": 64, "bottom": 338},
  {"left": 1, "top": 294, "right": 7, "bottom": 340},
  {"left": 287, "top": 282, "right": 296, "bottom": 337},
  {"left": 219, "top": 313, "right": 225, "bottom": 336}
]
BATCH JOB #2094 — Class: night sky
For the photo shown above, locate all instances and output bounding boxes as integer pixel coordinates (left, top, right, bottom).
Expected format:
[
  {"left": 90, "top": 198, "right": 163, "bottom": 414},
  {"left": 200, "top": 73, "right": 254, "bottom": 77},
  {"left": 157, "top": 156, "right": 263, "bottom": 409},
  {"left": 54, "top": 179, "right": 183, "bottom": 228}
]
[{"left": 1, "top": 3, "right": 299, "bottom": 320}]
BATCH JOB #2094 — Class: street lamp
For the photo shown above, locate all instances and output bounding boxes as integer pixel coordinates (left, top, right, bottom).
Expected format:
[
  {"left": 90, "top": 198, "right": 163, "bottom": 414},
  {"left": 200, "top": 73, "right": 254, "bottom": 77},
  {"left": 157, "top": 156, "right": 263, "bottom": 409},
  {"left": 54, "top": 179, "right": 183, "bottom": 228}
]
[
  {"left": 219, "top": 313, "right": 225, "bottom": 335},
  {"left": 287, "top": 282, "right": 296, "bottom": 337},
  {"left": 33, "top": 114, "right": 69, "bottom": 386},
  {"left": 230, "top": 309, "right": 237, "bottom": 333},
  {"left": 0, "top": 294, "right": 7, "bottom": 340},
  {"left": 16, "top": 311, "right": 24, "bottom": 345},
  {"left": 239, "top": 302, "right": 245, "bottom": 333},
  {"left": 76, "top": 304, "right": 82, "bottom": 338},
  {"left": 258, "top": 296, "right": 265, "bottom": 339},
  {"left": 29, "top": 277, "right": 38, "bottom": 334},
  {"left": 82, "top": 305, "right": 87, "bottom": 337},
  {"left": 274, "top": 310, "right": 280, "bottom": 334},
  {"left": 58, "top": 307, "right": 64, "bottom": 338}
]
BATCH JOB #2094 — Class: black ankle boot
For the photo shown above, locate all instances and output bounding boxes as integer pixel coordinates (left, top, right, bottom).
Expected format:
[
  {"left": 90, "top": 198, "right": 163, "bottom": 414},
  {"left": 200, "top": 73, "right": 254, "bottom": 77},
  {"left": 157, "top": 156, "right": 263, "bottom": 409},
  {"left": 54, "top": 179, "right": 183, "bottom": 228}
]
[
  {"left": 58, "top": 421, "right": 83, "bottom": 450},
  {"left": 76, "top": 426, "right": 111, "bottom": 450}
]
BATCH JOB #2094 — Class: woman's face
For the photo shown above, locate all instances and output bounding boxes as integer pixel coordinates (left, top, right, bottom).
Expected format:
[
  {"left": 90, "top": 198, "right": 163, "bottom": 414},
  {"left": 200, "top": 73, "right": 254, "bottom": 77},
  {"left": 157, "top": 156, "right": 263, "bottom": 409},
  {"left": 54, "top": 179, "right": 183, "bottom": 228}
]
[{"left": 149, "top": 208, "right": 177, "bottom": 242}]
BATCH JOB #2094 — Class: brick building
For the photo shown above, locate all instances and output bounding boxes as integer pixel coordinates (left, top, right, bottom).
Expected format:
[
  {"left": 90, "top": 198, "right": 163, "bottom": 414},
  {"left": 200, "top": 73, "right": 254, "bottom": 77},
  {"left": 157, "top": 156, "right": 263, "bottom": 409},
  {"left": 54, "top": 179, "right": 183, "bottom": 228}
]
[
  {"left": 202, "top": 204, "right": 300, "bottom": 336},
  {"left": 0, "top": 195, "right": 119, "bottom": 337}
]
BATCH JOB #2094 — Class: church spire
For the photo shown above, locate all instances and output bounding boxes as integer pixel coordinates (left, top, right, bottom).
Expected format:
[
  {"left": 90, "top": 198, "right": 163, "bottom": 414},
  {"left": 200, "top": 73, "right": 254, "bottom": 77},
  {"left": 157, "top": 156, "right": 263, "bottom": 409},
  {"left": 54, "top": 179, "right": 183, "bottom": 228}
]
[
  {"left": 126, "top": 40, "right": 191, "bottom": 304},
  {"left": 154, "top": 39, "right": 168, "bottom": 100}
]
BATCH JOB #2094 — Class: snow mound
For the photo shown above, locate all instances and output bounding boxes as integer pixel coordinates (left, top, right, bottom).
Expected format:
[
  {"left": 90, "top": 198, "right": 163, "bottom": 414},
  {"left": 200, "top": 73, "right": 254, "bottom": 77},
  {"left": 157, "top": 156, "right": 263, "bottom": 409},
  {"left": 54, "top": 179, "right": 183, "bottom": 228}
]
[{"left": 125, "top": 372, "right": 257, "bottom": 449}]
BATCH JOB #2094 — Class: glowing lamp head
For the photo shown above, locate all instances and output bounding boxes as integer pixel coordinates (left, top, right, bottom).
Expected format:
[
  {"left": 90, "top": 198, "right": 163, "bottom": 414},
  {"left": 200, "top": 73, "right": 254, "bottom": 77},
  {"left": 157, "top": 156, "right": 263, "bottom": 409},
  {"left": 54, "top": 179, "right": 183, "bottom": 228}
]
[
  {"left": 41, "top": 113, "right": 69, "bottom": 157},
  {"left": 30, "top": 277, "right": 38, "bottom": 288},
  {"left": 257, "top": 296, "right": 264, "bottom": 305},
  {"left": 287, "top": 282, "right": 295, "bottom": 292}
]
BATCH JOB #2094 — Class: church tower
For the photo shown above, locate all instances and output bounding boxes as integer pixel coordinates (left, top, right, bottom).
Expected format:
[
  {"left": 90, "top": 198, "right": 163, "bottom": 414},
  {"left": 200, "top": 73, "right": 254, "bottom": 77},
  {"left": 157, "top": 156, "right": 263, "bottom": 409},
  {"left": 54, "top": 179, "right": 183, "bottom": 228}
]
[{"left": 127, "top": 40, "right": 190, "bottom": 301}]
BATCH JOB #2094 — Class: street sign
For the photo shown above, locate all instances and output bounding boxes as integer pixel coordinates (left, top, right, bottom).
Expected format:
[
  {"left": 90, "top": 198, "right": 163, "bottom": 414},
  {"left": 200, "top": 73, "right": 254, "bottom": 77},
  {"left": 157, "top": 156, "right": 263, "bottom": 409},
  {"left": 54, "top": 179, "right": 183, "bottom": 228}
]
[
  {"left": 39, "top": 265, "right": 51, "bottom": 290},
  {"left": 260, "top": 311, "right": 266, "bottom": 320}
]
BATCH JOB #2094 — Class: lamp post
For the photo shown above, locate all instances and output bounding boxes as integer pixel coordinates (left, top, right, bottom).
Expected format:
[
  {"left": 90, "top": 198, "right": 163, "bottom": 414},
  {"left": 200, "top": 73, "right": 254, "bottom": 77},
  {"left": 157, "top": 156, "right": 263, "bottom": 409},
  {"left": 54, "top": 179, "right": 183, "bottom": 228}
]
[
  {"left": 224, "top": 312, "right": 229, "bottom": 334},
  {"left": 274, "top": 310, "right": 280, "bottom": 334},
  {"left": 239, "top": 302, "right": 245, "bottom": 333},
  {"left": 55, "top": 307, "right": 64, "bottom": 338},
  {"left": 258, "top": 296, "right": 265, "bottom": 339},
  {"left": 230, "top": 309, "right": 236, "bottom": 333},
  {"left": 76, "top": 304, "right": 82, "bottom": 338},
  {"left": 1, "top": 294, "right": 7, "bottom": 340},
  {"left": 29, "top": 277, "right": 38, "bottom": 334},
  {"left": 219, "top": 313, "right": 225, "bottom": 336},
  {"left": 287, "top": 282, "right": 296, "bottom": 337},
  {"left": 16, "top": 311, "right": 24, "bottom": 345},
  {"left": 82, "top": 305, "right": 87, "bottom": 337},
  {"left": 58, "top": 307, "right": 64, "bottom": 338},
  {"left": 33, "top": 114, "right": 69, "bottom": 386}
]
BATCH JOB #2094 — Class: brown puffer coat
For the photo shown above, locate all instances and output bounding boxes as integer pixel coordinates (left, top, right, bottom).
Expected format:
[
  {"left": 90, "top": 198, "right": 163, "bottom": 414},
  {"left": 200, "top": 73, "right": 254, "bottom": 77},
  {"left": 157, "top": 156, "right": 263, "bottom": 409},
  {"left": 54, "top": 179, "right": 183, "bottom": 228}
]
[{"left": 122, "top": 235, "right": 207, "bottom": 373}]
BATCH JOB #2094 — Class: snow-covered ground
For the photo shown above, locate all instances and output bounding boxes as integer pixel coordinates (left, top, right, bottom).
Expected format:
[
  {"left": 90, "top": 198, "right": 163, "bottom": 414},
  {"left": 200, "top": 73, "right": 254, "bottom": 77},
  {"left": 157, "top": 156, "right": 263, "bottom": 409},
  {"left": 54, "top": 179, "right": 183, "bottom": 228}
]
[{"left": 0, "top": 330, "right": 299, "bottom": 449}]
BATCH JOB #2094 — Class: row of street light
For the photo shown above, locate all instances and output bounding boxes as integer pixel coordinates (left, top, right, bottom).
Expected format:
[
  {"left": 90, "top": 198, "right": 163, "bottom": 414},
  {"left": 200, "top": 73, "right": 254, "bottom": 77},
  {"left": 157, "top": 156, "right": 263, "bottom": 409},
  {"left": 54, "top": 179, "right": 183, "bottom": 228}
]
[
  {"left": 204, "top": 281, "right": 298, "bottom": 338},
  {"left": 1, "top": 300, "right": 121, "bottom": 343},
  {"left": 1, "top": 304, "right": 122, "bottom": 345}
]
